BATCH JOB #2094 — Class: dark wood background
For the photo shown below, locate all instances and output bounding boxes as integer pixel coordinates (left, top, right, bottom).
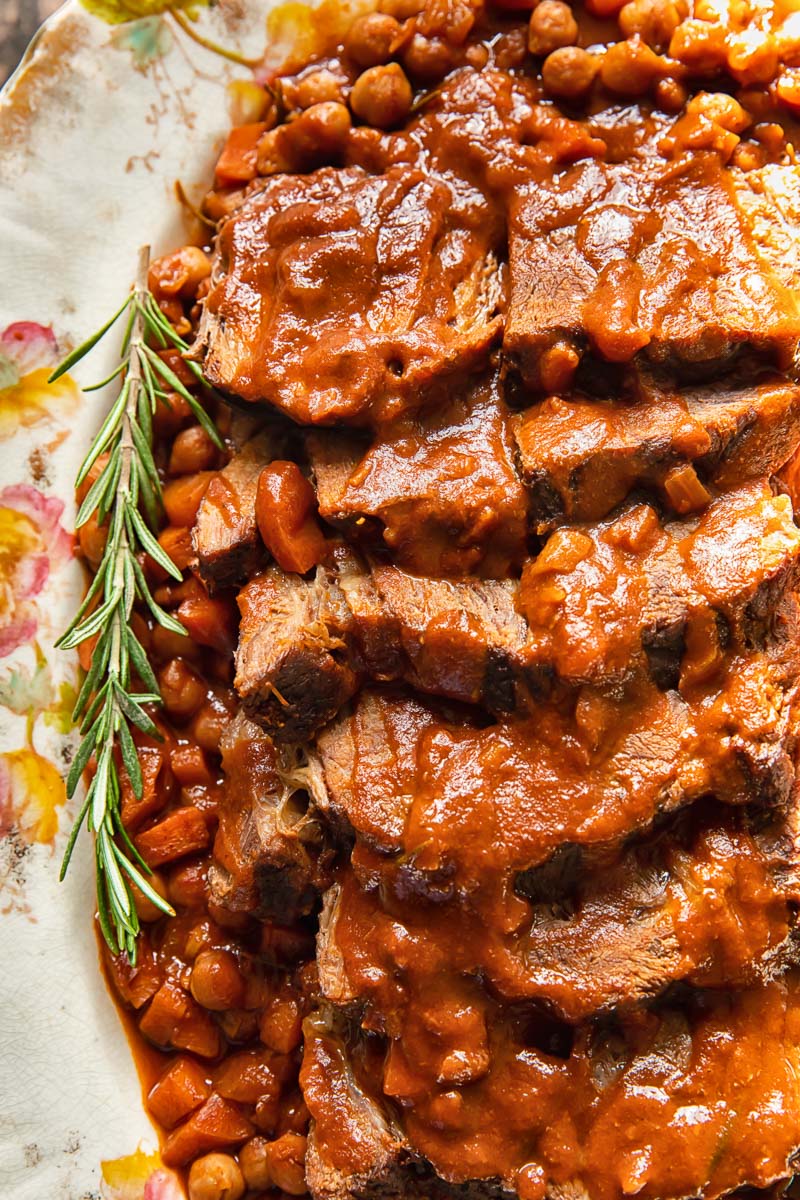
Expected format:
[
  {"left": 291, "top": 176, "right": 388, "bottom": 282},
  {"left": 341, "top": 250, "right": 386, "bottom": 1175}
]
[{"left": 0, "top": 0, "right": 63, "bottom": 85}]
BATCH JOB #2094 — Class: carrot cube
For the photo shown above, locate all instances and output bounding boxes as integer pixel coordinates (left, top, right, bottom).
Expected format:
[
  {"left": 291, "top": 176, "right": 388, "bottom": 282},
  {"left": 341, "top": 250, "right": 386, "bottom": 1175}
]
[
  {"left": 139, "top": 981, "right": 221, "bottom": 1059},
  {"left": 177, "top": 594, "right": 239, "bottom": 656},
  {"left": 162, "top": 1093, "right": 254, "bottom": 1167},
  {"left": 120, "top": 744, "right": 174, "bottom": 832},
  {"left": 214, "top": 1049, "right": 282, "bottom": 1105},
  {"left": 135, "top": 806, "right": 210, "bottom": 867},
  {"left": 147, "top": 1056, "right": 211, "bottom": 1130}
]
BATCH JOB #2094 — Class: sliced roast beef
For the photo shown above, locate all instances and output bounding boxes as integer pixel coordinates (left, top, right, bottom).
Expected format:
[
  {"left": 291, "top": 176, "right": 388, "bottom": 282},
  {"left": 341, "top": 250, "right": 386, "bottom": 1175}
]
[
  {"left": 312, "top": 616, "right": 800, "bottom": 891},
  {"left": 505, "top": 147, "right": 800, "bottom": 389},
  {"left": 193, "top": 429, "right": 283, "bottom": 591},
  {"left": 307, "top": 374, "right": 528, "bottom": 578},
  {"left": 513, "top": 374, "right": 800, "bottom": 530},
  {"left": 234, "top": 567, "right": 359, "bottom": 743},
  {"left": 304, "top": 975, "right": 800, "bottom": 1200},
  {"left": 316, "top": 801, "right": 800, "bottom": 1022},
  {"left": 209, "top": 711, "right": 324, "bottom": 919},
  {"left": 234, "top": 485, "right": 800, "bottom": 738},
  {"left": 199, "top": 165, "right": 503, "bottom": 426}
]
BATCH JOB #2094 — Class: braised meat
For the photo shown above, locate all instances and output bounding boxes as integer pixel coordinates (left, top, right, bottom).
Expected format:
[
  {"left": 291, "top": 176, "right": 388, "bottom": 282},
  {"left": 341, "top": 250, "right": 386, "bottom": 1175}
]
[
  {"left": 312, "top": 628, "right": 800, "bottom": 890},
  {"left": 209, "top": 712, "right": 323, "bottom": 920},
  {"left": 199, "top": 166, "right": 503, "bottom": 425},
  {"left": 233, "top": 485, "right": 800, "bottom": 737},
  {"left": 505, "top": 140, "right": 800, "bottom": 389},
  {"left": 303, "top": 974, "right": 800, "bottom": 1200},
  {"left": 307, "top": 374, "right": 528, "bottom": 578},
  {"left": 193, "top": 430, "right": 281, "bottom": 591},
  {"left": 514, "top": 375, "right": 800, "bottom": 530},
  {"left": 316, "top": 801, "right": 800, "bottom": 1021}
]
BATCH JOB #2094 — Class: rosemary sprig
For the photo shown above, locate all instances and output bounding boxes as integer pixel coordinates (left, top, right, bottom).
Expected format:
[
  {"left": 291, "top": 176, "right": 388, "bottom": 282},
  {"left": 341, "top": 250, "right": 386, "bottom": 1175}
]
[{"left": 52, "top": 245, "right": 223, "bottom": 962}]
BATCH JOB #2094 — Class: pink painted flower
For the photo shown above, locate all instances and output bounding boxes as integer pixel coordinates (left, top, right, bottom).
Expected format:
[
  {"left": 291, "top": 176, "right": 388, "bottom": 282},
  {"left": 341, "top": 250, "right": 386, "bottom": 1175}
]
[
  {"left": 0, "top": 484, "right": 72, "bottom": 658},
  {"left": 0, "top": 321, "right": 79, "bottom": 439}
]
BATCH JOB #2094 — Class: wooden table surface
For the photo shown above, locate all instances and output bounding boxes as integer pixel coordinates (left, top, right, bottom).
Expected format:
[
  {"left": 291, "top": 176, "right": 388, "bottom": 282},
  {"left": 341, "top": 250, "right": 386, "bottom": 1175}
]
[{"left": 0, "top": 0, "right": 63, "bottom": 86}]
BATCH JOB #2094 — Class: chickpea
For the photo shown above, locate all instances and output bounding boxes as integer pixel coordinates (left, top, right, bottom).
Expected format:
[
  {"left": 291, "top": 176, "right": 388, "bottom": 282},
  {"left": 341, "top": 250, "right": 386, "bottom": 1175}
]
[
  {"left": 240, "top": 1137, "right": 274, "bottom": 1191},
  {"left": 345, "top": 12, "right": 402, "bottom": 67},
  {"left": 686, "top": 91, "right": 750, "bottom": 133},
  {"left": 668, "top": 18, "right": 727, "bottom": 72},
  {"left": 528, "top": 1, "right": 578, "bottom": 57},
  {"left": 542, "top": 46, "right": 598, "bottom": 99},
  {"left": 190, "top": 949, "right": 245, "bottom": 1011},
  {"left": 263, "top": 1133, "right": 308, "bottom": 1196},
  {"left": 777, "top": 69, "right": 800, "bottom": 113},
  {"left": 287, "top": 101, "right": 352, "bottom": 162},
  {"left": 255, "top": 127, "right": 293, "bottom": 177},
  {"left": 402, "top": 34, "right": 454, "bottom": 82},
  {"left": 350, "top": 63, "right": 413, "bottom": 130},
  {"left": 654, "top": 75, "right": 687, "bottom": 111},
  {"left": 727, "top": 30, "right": 779, "bottom": 86},
  {"left": 168, "top": 424, "right": 218, "bottom": 476},
  {"left": 188, "top": 1153, "right": 245, "bottom": 1200},
  {"left": 158, "top": 659, "right": 207, "bottom": 722},
  {"left": 618, "top": 0, "right": 685, "bottom": 51},
  {"left": 130, "top": 870, "right": 168, "bottom": 923},
  {"left": 191, "top": 698, "right": 232, "bottom": 753},
  {"left": 600, "top": 37, "right": 664, "bottom": 95},
  {"left": 294, "top": 69, "right": 345, "bottom": 109}
]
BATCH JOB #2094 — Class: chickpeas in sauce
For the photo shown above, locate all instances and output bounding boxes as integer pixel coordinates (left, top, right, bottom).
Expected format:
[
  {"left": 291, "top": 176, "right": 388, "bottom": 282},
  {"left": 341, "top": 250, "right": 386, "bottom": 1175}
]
[{"left": 94, "top": 0, "right": 800, "bottom": 1197}]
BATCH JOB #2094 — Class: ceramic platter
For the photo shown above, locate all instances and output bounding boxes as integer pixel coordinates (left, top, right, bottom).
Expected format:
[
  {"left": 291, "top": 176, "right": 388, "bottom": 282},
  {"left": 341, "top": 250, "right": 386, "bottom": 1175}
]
[{"left": 0, "top": 3, "right": 302, "bottom": 1195}]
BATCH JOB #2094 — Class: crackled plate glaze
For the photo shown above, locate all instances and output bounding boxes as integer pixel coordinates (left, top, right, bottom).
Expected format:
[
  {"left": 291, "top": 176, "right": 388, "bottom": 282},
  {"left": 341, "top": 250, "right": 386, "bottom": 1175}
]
[{"left": 0, "top": 3, "right": 317, "bottom": 1196}]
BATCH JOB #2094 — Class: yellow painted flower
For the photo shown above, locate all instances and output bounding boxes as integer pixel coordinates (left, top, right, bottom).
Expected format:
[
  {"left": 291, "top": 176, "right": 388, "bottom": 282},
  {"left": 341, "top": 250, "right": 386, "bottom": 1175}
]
[
  {"left": 0, "top": 484, "right": 72, "bottom": 658},
  {"left": 81, "top": 0, "right": 208, "bottom": 24},
  {"left": 0, "top": 747, "right": 66, "bottom": 846},
  {"left": 0, "top": 322, "right": 79, "bottom": 440},
  {"left": 101, "top": 1147, "right": 184, "bottom": 1200}
]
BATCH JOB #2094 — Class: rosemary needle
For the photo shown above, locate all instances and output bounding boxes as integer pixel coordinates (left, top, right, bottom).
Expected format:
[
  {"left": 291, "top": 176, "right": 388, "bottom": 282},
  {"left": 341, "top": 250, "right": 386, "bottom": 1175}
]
[{"left": 53, "top": 245, "right": 223, "bottom": 962}]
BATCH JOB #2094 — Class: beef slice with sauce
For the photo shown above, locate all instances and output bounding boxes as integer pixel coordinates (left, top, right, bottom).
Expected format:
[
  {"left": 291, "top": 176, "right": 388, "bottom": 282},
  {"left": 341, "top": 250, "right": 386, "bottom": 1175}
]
[
  {"left": 513, "top": 374, "right": 800, "bottom": 530},
  {"left": 310, "top": 622, "right": 800, "bottom": 896},
  {"left": 198, "top": 165, "right": 503, "bottom": 425},
  {"left": 315, "top": 800, "right": 800, "bottom": 1023},
  {"left": 302, "top": 975, "right": 800, "bottom": 1200},
  {"left": 232, "top": 485, "right": 800, "bottom": 740},
  {"left": 209, "top": 711, "right": 326, "bottom": 919},
  {"left": 307, "top": 373, "right": 529, "bottom": 578},
  {"left": 193, "top": 428, "right": 285, "bottom": 591},
  {"left": 505, "top": 150, "right": 800, "bottom": 388}
]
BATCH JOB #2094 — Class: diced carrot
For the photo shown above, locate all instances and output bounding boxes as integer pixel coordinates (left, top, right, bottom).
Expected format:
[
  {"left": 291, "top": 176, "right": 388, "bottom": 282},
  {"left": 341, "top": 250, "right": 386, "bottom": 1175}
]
[
  {"left": 214, "top": 1050, "right": 282, "bottom": 1105},
  {"left": 147, "top": 1056, "right": 211, "bottom": 1129},
  {"left": 259, "top": 992, "right": 302, "bottom": 1054},
  {"left": 157, "top": 348, "right": 197, "bottom": 389},
  {"left": 167, "top": 858, "right": 210, "bottom": 910},
  {"left": 162, "top": 1093, "right": 254, "bottom": 1167},
  {"left": 135, "top": 806, "right": 211, "bottom": 867},
  {"left": 105, "top": 943, "right": 163, "bottom": 1010},
  {"left": 158, "top": 525, "right": 195, "bottom": 574},
  {"left": 120, "top": 744, "right": 175, "bottom": 832},
  {"left": 255, "top": 461, "right": 327, "bottom": 575},
  {"left": 215, "top": 122, "right": 270, "bottom": 186},
  {"left": 139, "top": 981, "right": 221, "bottom": 1059},
  {"left": 177, "top": 593, "right": 239, "bottom": 656},
  {"left": 163, "top": 472, "right": 216, "bottom": 528},
  {"left": 154, "top": 391, "right": 194, "bottom": 437},
  {"left": 171, "top": 744, "right": 218, "bottom": 789}
]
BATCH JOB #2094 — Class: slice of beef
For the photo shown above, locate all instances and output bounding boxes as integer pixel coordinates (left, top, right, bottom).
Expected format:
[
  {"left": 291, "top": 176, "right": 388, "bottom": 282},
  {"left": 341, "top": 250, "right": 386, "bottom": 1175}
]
[
  {"left": 209, "top": 711, "right": 323, "bottom": 920},
  {"left": 234, "top": 486, "right": 800, "bottom": 738},
  {"left": 505, "top": 147, "right": 800, "bottom": 389},
  {"left": 198, "top": 165, "right": 503, "bottom": 426},
  {"left": 307, "top": 374, "right": 529, "bottom": 578},
  {"left": 313, "top": 614, "right": 800, "bottom": 890},
  {"left": 317, "top": 801, "right": 800, "bottom": 1022},
  {"left": 302, "top": 976, "right": 800, "bottom": 1200},
  {"left": 234, "top": 567, "right": 358, "bottom": 743},
  {"left": 193, "top": 430, "right": 283, "bottom": 591},
  {"left": 518, "top": 482, "right": 800, "bottom": 689},
  {"left": 513, "top": 374, "right": 800, "bottom": 530}
]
